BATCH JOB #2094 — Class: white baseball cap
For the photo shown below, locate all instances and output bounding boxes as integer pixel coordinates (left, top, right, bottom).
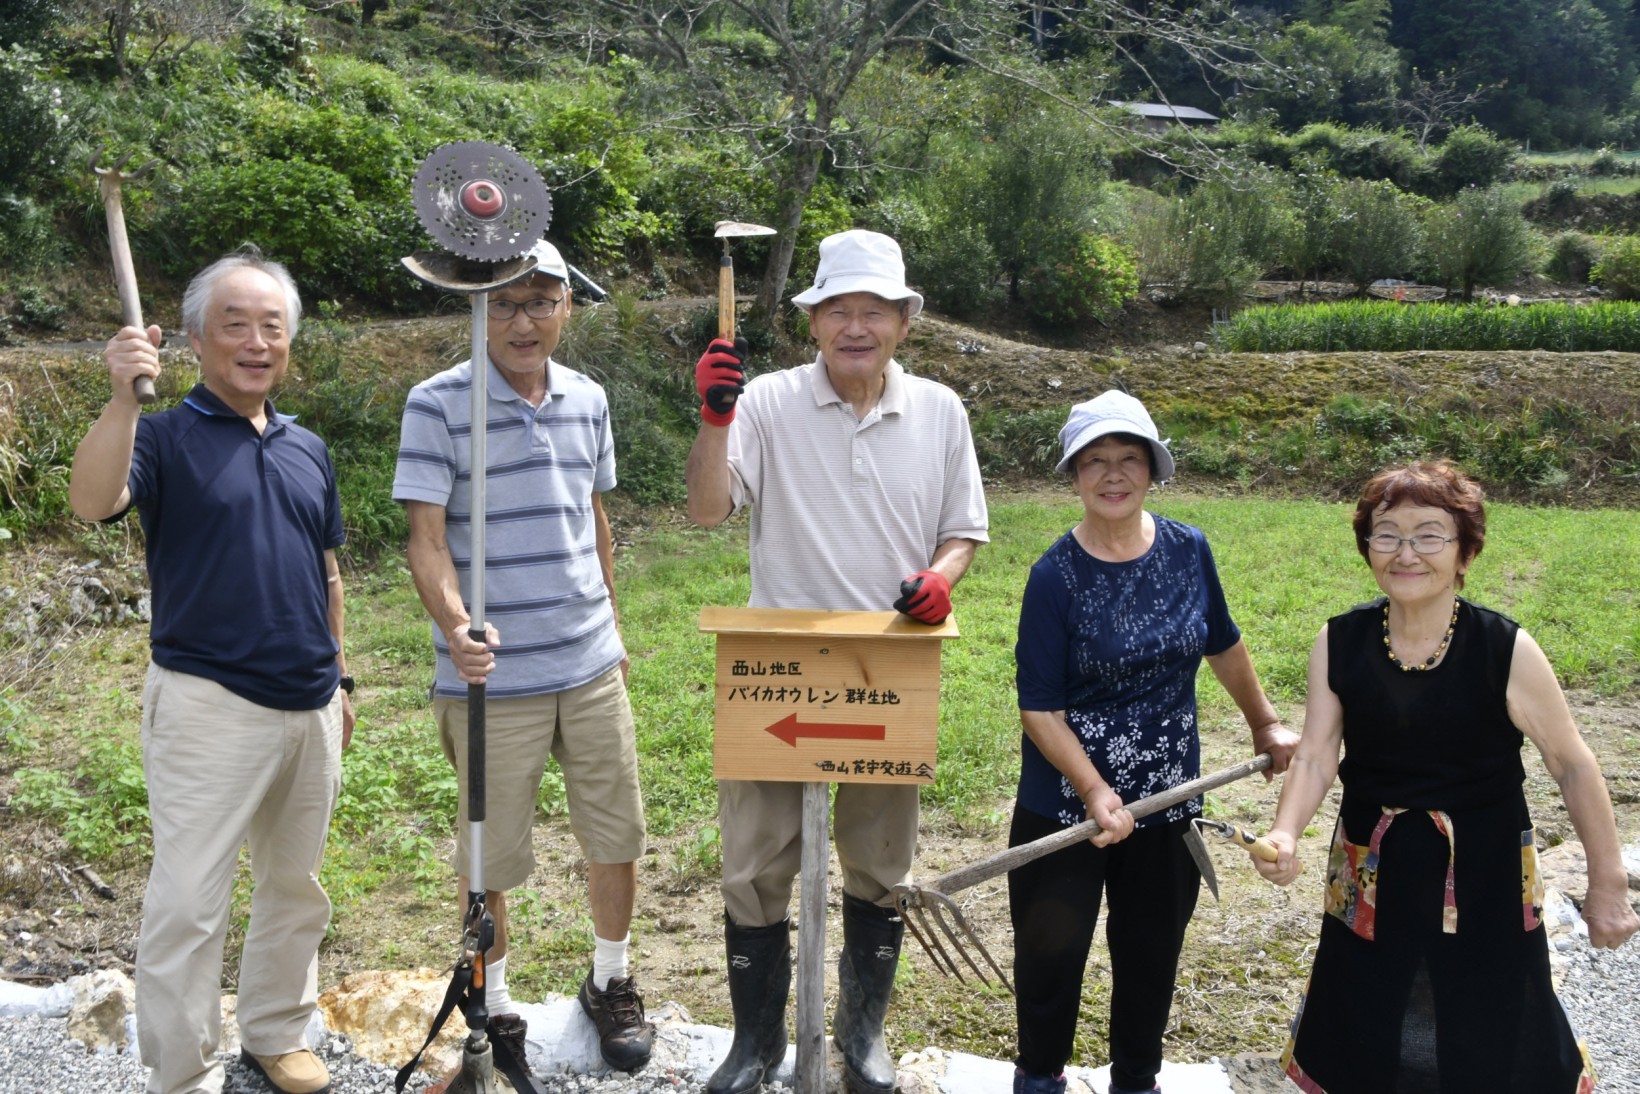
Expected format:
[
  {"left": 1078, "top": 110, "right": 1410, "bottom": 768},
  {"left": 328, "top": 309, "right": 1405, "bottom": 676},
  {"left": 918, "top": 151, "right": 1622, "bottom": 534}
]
[
  {"left": 790, "top": 230, "right": 923, "bottom": 316},
  {"left": 1055, "top": 390, "right": 1175, "bottom": 480},
  {"left": 523, "top": 238, "right": 568, "bottom": 282}
]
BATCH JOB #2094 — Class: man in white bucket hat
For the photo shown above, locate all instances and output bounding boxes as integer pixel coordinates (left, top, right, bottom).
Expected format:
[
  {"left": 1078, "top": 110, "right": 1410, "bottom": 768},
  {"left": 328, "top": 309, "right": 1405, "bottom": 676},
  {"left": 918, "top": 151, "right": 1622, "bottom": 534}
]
[{"left": 686, "top": 229, "right": 989, "bottom": 1094}]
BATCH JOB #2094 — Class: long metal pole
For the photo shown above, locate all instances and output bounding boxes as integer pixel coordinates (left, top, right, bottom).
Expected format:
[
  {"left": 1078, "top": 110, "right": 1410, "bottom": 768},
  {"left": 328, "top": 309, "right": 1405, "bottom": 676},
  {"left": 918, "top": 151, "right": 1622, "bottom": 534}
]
[{"left": 466, "top": 291, "right": 491, "bottom": 1032}]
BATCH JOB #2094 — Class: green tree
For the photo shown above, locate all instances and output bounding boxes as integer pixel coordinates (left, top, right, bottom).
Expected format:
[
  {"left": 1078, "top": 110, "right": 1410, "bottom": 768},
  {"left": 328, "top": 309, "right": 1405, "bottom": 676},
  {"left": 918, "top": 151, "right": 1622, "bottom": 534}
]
[
  {"left": 537, "top": 0, "right": 1279, "bottom": 325},
  {"left": 1423, "top": 185, "right": 1536, "bottom": 301},
  {"left": 1329, "top": 178, "right": 1423, "bottom": 293}
]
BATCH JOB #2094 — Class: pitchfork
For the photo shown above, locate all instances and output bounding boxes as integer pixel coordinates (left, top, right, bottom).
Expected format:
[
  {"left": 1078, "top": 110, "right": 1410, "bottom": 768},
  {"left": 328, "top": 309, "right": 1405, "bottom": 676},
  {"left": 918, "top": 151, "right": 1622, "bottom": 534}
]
[
  {"left": 90, "top": 148, "right": 160, "bottom": 404},
  {"left": 892, "top": 753, "right": 1273, "bottom": 993}
]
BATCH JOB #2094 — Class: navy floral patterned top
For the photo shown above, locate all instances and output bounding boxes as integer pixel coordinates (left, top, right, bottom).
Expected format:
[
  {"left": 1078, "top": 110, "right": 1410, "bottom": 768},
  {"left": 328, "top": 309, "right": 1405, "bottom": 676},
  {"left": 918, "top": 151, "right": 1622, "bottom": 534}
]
[{"left": 1014, "top": 515, "right": 1240, "bottom": 827}]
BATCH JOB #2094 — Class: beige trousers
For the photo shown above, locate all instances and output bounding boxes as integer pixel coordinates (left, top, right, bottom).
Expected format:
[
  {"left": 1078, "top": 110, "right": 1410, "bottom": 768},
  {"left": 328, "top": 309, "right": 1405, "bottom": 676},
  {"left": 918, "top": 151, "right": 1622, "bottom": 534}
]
[
  {"left": 136, "top": 664, "right": 342, "bottom": 1094},
  {"left": 718, "top": 780, "right": 920, "bottom": 927}
]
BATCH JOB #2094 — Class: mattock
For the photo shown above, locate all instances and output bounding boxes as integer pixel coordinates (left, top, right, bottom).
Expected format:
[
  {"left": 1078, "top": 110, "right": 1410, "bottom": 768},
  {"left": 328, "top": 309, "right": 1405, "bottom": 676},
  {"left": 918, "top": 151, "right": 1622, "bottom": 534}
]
[
  {"left": 893, "top": 753, "right": 1274, "bottom": 993},
  {"left": 91, "top": 148, "right": 161, "bottom": 404}
]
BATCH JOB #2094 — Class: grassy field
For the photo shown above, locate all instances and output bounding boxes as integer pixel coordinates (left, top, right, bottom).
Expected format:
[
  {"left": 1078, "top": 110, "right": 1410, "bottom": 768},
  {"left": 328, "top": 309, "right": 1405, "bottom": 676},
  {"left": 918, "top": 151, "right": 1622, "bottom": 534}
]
[{"left": 3, "top": 490, "right": 1639, "bottom": 1066}]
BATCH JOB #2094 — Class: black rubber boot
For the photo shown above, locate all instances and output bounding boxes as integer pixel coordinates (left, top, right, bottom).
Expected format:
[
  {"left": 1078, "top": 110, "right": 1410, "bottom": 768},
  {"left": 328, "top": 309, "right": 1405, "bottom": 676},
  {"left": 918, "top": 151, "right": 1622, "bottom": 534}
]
[
  {"left": 706, "top": 914, "right": 791, "bottom": 1094},
  {"left": 833, "top": 893, "right": 905, "bottom": 1094}
]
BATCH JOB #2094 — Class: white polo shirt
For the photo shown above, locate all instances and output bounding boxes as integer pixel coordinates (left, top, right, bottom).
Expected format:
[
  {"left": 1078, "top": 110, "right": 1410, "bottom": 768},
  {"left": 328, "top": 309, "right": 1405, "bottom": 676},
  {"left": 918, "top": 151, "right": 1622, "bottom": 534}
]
[{"left": 727, "top": 356, "right": 989, "bottom": 610}]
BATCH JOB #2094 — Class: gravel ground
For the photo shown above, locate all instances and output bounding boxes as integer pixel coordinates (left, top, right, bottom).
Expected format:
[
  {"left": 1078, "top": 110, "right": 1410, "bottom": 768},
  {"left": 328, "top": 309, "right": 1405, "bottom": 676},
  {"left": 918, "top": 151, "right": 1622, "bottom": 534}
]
[{"left": 0, "top": 933, "right": 1636, "bottom": 1093}]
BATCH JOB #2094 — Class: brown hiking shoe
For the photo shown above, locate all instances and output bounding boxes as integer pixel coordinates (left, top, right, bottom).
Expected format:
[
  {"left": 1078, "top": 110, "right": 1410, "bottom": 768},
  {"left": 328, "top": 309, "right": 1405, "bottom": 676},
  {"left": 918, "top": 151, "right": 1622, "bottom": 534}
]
[
  {"left": 240, "top": 1048, "right": 332, "bottom": 1094},
  {"left": 577, "top": 971, "right": 655, "bottom": 1072}
]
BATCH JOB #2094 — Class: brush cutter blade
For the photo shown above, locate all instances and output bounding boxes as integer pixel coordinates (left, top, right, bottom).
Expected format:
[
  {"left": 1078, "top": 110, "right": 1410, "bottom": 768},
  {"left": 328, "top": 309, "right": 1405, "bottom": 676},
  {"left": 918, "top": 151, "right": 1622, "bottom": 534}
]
[{"left": 412, "top": 141, "right": 552, "bottom": 262}]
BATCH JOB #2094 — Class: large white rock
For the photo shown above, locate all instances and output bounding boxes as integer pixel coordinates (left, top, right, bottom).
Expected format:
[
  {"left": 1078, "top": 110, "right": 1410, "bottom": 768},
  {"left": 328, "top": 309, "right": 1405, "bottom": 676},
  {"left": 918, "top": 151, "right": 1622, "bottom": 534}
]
[{"left": 65, "top": 969, "right": 135, "bottom": 1053}]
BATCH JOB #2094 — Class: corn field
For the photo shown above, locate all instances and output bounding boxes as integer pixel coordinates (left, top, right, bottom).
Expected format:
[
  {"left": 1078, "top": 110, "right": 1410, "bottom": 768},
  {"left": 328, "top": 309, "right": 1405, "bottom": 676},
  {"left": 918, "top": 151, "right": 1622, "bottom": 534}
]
[{"left": 1217, "top": 300, "right": 1640, "bottom": 353}]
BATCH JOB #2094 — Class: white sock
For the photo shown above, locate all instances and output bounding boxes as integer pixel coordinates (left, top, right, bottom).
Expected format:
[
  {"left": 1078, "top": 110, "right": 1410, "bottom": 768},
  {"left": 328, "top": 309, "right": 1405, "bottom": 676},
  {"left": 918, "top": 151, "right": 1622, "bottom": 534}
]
[
  {"left": 592, "top": 934, "right": 630, "bottom": 990},
  {"left": 484, "top": 953, "right": 514, "bottom": 1015}
]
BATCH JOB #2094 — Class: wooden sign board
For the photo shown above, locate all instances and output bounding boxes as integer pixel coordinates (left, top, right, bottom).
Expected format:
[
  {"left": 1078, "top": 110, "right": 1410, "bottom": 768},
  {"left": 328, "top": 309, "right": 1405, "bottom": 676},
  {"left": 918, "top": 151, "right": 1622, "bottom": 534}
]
[{"left": 700, "top": 606, "right": 958, "bottom": 784}]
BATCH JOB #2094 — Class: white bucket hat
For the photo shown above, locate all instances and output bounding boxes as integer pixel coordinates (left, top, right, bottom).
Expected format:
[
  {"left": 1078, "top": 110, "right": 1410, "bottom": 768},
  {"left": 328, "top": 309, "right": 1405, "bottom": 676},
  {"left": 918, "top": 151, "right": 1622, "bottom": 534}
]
[
  {"left": 1055, "top": 390, "right": 1175, "bottom": 480},
  {"left": 790, "top": 230, "right": 924, "bottom": 316},
  {"left": 523, "top": 238, "right": 569, "bottom": 282}
]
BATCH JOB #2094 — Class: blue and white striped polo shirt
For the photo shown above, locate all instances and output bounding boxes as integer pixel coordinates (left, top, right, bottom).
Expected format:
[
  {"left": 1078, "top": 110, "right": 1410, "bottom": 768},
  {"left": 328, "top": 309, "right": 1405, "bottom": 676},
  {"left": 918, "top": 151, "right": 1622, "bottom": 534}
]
[{"left": 394, "top": 356, "right": 623, "bottom": 699}]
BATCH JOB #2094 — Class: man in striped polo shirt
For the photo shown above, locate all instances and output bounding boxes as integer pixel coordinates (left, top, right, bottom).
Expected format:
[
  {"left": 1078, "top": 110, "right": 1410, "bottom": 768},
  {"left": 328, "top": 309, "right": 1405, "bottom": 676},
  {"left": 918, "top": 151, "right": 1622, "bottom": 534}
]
[
  {"left": 393, "top": 239, "right": 653, "bottom": 1077},
  {"left": 685, "top": 229, "right": 990, "bottom": 1094}
]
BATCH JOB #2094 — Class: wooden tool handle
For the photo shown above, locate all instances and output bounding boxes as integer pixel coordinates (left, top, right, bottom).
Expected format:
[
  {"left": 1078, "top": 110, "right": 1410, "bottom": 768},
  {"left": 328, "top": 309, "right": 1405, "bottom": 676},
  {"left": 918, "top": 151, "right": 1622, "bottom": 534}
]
[
  {"left": 926, "top": 753, "right": 1274, "bottom": 896},
  {"left": 99, "top": 178, "right": 157, "bottom": 405},
  {"left": 717, "top": 255, "right": 735, "bottom": 342},
  {"left": 1226, "top": 824, "right": 1282, "bottom": 862}
]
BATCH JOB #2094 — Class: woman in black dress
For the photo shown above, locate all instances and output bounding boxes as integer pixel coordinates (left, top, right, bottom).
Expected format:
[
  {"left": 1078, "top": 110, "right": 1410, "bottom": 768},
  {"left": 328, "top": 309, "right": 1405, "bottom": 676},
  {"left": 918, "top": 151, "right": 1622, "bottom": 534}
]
[{"left": 1253, "top": 461, "right": 1637, "bottom": 1093}]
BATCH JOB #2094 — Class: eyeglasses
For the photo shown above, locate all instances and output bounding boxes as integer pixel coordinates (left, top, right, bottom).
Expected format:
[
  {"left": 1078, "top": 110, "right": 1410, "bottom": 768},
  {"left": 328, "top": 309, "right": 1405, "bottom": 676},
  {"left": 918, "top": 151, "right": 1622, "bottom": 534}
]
[
  {"left": 1366, "top": 533, "right": 1457, "bottom": 555},
  {"left": 486, "top": 296, "right": 564, "bottom": 320}
]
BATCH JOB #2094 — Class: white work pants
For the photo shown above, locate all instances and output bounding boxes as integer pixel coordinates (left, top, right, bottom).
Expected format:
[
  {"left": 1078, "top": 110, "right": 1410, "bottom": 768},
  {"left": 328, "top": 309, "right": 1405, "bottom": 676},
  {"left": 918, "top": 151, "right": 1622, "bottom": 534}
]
[{"left": 136, "top": 664, "right": 342, "bottom": 1094}]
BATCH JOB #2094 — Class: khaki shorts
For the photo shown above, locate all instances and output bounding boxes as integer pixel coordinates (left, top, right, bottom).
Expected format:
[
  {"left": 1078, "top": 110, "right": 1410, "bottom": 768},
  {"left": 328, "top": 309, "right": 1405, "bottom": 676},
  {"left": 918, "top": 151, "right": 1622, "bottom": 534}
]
[{"left": 436, "top": 665, "right": 644, "bottom": 890}]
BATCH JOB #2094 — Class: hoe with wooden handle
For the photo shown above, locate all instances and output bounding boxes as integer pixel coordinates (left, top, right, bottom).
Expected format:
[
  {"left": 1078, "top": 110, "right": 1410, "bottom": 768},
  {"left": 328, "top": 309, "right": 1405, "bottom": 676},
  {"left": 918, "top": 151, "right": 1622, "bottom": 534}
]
[
  {"left": 893, "top": 753, "right": 1274, "bottom": 993},
  {"left": 91, "top": 149, "right": 160, "bottom": 405},
  {"left": 713, "top": 220, "right": 776, "bottom": 342}
]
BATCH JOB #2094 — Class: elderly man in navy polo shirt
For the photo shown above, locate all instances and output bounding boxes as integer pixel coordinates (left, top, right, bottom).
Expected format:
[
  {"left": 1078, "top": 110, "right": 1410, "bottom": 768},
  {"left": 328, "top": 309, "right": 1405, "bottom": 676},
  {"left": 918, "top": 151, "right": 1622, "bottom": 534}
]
[
  {"left": 69, "top": 249, "right": 353, "bottom": 1094},
  {"left": 393, "top": 238, "right": 653, "bottom": 1080}
]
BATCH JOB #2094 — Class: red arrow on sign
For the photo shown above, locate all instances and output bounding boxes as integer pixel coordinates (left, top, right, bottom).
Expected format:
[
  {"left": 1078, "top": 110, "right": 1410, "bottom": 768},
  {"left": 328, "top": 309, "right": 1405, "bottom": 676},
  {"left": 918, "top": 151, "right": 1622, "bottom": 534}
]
[{"left": 765, "top": 713, "right": 887, "bottom": 747}]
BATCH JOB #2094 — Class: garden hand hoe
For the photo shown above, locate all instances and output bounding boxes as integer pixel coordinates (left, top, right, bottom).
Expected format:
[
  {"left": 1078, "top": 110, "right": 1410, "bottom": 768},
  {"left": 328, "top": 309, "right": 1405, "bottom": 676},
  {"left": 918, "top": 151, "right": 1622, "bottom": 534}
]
[
  {"left": 1188, "top": 816, "right": 1281, "bottom": 903},
  {"left": 714, "top": 219, "right": 776, "bottom": 343},
  {"left": 90, "top": 148, "right": 159, "bottom": 405},
  {"left": 396, "top": 141, "right": 552, "bottom": 1094},
  {"left": 893, "top": 753, "right": 1274, "bottom": 992}
]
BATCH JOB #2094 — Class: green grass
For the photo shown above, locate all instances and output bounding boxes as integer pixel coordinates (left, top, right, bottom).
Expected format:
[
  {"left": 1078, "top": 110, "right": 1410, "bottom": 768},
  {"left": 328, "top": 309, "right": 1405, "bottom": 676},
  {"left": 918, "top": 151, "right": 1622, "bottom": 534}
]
[
  {"left": 9, "top": 494, "right": 1636, "bottom": 863},
  {"left": 5, "top": 489, "right": 1638, "bottom": 1047},
  {"left": 1217, "top": 299, "right": 1640, "bottom": 353},
  {"left": 1501, "top": 176, "right": 1640, "bottom": 204}
]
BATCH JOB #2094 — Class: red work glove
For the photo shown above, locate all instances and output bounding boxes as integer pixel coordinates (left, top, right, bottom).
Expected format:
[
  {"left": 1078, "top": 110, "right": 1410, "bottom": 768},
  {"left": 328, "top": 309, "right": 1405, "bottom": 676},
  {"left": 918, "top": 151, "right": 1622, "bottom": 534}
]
[
  {"left": 694, "top": 337, "right": 747, "bottom": 427},
  {"left": 893, "top": 570, "right": 952, "bottom": 624}
]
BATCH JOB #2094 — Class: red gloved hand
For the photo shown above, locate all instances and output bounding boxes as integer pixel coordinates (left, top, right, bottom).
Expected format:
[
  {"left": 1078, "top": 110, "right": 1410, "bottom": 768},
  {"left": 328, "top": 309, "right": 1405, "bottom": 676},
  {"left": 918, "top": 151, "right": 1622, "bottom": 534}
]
[
  {"left": 893, "top": 570, "right": 952, "bottom": 624},
  {"left": 694, "top": 337, "right": 747, "bottom": 427}
]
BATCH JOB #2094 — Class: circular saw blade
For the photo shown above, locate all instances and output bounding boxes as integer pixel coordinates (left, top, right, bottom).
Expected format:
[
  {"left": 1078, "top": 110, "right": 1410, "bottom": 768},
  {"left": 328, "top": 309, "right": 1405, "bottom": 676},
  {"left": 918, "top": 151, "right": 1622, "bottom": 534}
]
[{"left": 411, "top": 141, "right": 552, "bottom": 261}]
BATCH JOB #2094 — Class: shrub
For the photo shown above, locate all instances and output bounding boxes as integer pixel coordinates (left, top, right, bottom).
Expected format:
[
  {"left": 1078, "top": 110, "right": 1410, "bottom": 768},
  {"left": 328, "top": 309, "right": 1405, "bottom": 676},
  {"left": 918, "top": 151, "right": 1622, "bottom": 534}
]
[
  {"left": 0, "top": 46, "right": 69, "bottom": 194},
  {"left": 1128, "top": 176, "right": 1295, "bottom": 302},
  {"left": 159, "top": 159, "right": 390, "bottom": 303},
  {"left": 1423, "top": 186, "right": 1537, "bottom": 300},
  {"left": 1428, "top": 125, "right": 1516, "bottom": 198},
  {"left": 1546, "top": 230, "right": 1601, "bottom": 284},
  {"left": 1592, "top": 235, "right": 1640, "bottom": 300},
  {"left": 0, "top": 0, "right": 60, "bottom": 47},
  {"left": 1329, "top": 178, "right": 1425, "bottom": 292},
  {"left": 240, "top": 2, "right": 317, "bottom": 95},
  {"left": 911, "top": 218, "right": 1002, "bottom": 320},
  {"left": 0, "top": 193, "right": 63, "bottom": 272},
  {"left": 1290, "top": 123, "right": 1425, "bottom": 191},
  {"left": 1023, "top": 233, "right": 1140, "bottom": 329}
]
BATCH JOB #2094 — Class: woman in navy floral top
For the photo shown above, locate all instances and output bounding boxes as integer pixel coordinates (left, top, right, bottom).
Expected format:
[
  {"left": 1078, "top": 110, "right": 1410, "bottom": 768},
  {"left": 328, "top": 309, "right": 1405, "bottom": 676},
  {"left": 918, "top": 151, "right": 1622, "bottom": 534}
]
[{"left": 1008, "top": 391, "right": 1298, "bottom": 1094}]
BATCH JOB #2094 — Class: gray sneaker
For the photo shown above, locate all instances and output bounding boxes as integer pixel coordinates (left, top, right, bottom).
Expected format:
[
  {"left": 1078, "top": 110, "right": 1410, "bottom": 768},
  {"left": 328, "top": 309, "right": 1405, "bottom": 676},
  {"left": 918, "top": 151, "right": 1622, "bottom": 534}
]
[{"left": 577, "top": 972, "right": 655, "bottom": 1072}]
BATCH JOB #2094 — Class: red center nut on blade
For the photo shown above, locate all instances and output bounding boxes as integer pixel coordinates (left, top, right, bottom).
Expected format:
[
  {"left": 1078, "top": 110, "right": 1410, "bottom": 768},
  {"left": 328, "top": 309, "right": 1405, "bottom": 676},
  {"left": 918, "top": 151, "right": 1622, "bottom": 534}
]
[{"left": 460, "top": 180, "right": 504, "bottom": 219}]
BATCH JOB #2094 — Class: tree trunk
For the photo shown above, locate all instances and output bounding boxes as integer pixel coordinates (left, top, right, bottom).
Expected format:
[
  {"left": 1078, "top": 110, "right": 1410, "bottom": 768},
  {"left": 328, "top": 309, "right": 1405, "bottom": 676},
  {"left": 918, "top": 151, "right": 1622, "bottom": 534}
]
[{"left": 752, "top": 141, "right": 826, "bottom": 331}]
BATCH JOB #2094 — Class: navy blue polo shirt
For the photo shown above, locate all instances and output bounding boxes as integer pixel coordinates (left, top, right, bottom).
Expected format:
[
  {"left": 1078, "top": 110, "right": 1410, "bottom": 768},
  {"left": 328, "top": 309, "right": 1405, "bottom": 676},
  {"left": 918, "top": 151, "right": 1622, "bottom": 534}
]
[{"left": 117, "top": 384, "right": 344, "bottom": 710}]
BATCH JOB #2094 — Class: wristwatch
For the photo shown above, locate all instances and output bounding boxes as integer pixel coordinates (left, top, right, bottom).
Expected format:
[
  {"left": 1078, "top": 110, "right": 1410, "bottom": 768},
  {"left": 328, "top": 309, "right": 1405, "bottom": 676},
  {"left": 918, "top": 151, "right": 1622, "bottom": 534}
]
[{"left": 339, "top": 674, "right": 356, "bottom": 695}]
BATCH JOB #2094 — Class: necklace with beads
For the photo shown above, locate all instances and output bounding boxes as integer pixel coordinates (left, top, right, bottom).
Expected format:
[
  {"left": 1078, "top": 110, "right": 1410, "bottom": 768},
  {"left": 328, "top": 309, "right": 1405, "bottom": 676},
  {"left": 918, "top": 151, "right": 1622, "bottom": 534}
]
[{"left": 1382, "top": 597, "right": 1459, "bottom": 672}]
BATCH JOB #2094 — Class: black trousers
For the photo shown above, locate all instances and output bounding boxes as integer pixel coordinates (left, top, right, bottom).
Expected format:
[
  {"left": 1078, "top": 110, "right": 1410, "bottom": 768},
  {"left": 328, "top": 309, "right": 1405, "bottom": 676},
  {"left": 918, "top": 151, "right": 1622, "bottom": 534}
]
[{"left": 1008, "top": 807, "right": 1200, "bottom": 1091}]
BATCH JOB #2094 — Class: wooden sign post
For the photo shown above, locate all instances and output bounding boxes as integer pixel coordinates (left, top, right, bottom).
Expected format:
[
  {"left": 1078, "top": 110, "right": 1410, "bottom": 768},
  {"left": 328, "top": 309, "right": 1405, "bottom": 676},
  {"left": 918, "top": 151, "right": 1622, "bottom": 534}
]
[{"left": 700, "top": 607, "right": 958, "bottom": 1094}]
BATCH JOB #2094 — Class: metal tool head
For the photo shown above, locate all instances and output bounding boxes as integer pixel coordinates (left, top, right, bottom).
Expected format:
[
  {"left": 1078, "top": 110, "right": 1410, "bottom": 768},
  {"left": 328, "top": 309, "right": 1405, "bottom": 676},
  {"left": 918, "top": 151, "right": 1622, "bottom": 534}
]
[
  {"left": 400, "top": 250, "right": 540, "bottom": 294},
  {"left": 1184, "top": 819, "right": 1219, "bottom": 903},
  {"left": 714, "top": 219, "right": 777, "bottom": 251},
  {"left": 412, "top": 141, "right": 551, "bottom": 262},
  {"left": 893, "top": 883, "right": 1013, "bottom": 993},
  {"left": 89, "top": 147, "right": 159, "bottom": 182},
  {"left": 433, "top": 1032, "right": 499, "bottom": 1094}
]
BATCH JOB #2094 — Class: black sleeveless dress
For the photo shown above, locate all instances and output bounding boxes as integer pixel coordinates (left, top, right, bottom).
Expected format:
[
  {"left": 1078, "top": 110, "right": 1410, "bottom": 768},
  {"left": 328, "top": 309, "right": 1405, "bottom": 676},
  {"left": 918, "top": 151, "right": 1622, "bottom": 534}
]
[{"left": 1281, "top": 597, "right": 1597, "bottom": 1094}]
